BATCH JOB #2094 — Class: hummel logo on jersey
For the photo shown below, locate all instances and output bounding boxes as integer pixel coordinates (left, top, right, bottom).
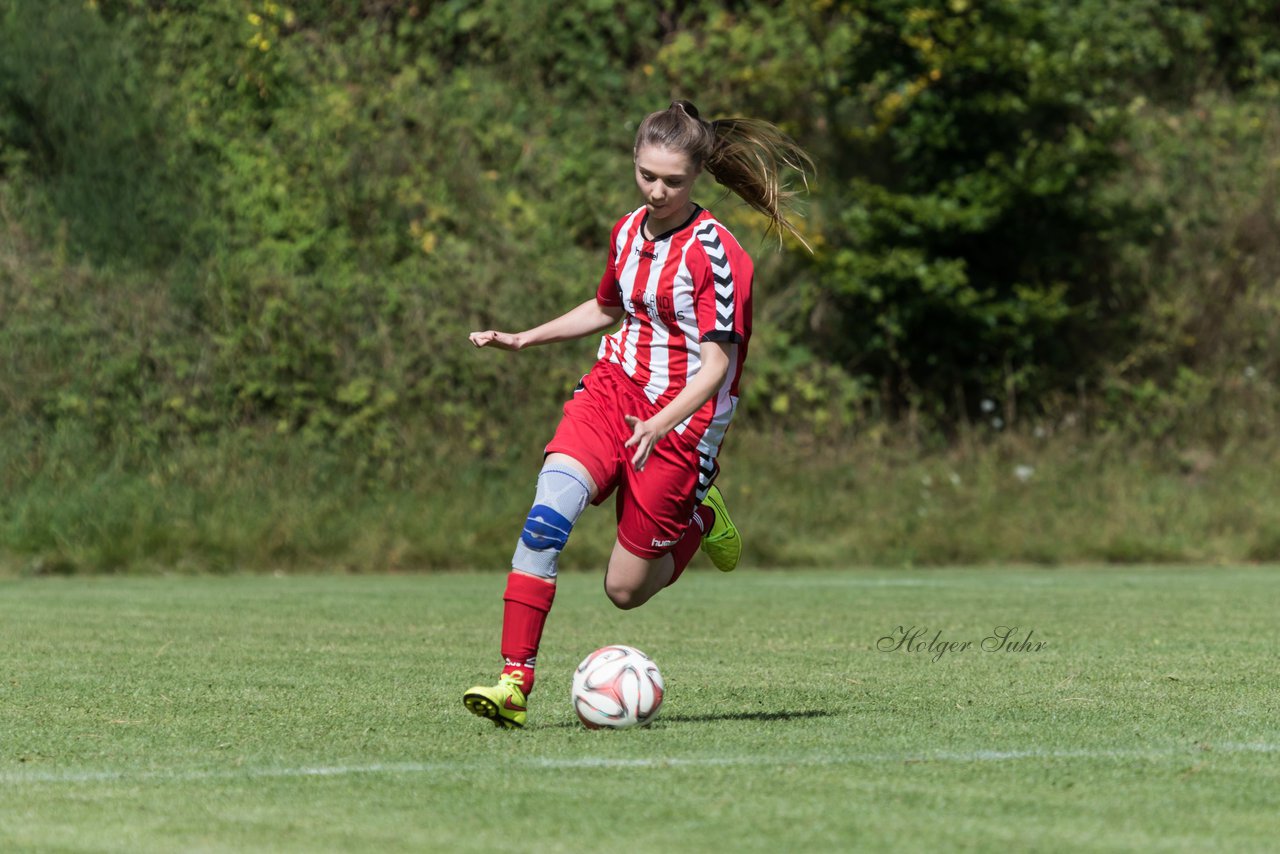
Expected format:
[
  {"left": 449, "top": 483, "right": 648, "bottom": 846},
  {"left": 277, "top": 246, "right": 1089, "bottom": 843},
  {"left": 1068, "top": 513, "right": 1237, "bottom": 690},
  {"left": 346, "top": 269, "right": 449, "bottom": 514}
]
[{"left": 635, "top": 246, "right": 658, "bottom": 260}]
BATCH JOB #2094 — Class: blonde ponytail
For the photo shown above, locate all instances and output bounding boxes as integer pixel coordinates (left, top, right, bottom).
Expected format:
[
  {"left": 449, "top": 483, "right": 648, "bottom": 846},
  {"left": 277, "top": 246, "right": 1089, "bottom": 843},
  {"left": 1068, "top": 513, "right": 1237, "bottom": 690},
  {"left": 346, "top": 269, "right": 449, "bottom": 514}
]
[{"left": 635, "top": 101, "right": 814, "bottom": 251}]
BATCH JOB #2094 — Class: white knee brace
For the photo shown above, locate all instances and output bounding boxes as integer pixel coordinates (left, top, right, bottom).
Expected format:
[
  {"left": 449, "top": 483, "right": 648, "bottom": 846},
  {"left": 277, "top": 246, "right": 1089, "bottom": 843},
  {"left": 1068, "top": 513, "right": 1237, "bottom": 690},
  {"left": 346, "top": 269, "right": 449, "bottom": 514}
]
[{"left": 511, "top": 465, "right": 590, "bottom": 579}]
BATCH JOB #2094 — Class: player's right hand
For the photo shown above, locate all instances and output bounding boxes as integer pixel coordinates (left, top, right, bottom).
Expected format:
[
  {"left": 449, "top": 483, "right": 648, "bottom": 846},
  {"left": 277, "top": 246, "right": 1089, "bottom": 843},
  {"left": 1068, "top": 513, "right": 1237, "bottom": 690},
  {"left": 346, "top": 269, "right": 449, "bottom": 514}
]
[{"left": 469, "top": 330, "right": 523, "bottom": 351}]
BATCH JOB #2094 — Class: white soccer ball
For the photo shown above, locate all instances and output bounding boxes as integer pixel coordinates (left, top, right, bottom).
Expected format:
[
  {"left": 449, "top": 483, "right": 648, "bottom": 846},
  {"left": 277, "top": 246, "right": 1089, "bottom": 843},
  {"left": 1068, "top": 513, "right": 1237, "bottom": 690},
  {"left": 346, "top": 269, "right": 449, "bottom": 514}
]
[{"left": 571, "top": 645, "right": 665, "bottom": 729}]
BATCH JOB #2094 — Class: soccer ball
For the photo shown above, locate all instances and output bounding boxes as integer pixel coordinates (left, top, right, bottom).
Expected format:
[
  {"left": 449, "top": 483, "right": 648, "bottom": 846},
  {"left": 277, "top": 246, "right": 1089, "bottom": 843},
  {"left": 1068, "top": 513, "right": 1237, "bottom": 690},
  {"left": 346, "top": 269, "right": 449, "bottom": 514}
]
[{"left": 571, "top": 645, "right": 664, "bottom": 729}]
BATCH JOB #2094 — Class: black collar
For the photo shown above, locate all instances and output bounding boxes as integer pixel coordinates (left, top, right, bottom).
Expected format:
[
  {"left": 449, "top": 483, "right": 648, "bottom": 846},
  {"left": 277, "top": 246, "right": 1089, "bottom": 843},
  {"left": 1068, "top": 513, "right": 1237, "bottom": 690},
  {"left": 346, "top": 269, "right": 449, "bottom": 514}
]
[{"left": 641, "top": 205, "right": 702, "bottom": 242}]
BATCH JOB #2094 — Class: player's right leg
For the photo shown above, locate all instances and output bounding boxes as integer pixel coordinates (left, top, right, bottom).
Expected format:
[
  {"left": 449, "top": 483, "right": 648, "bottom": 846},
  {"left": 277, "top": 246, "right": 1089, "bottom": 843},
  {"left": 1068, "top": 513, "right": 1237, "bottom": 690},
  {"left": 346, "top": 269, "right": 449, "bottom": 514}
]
[{"left": 463, "top": 454, "right": 595, "bottom": 729}]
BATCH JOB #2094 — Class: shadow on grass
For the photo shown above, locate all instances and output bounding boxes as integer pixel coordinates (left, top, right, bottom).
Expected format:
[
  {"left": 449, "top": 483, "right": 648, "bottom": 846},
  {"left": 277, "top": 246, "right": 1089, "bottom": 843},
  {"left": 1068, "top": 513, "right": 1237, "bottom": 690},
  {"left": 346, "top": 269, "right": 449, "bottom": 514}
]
[
  {"left": 551, "top": 709, "right": 834, "bottom": 729},
  {"left": 661, "top": 709, "right": 835, "bottom": 725}
]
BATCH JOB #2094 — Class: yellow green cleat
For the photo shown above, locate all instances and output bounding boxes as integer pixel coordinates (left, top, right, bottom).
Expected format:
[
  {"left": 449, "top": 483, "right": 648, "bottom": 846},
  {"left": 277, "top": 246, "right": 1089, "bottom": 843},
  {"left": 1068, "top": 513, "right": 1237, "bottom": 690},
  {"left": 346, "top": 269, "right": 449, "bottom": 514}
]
[
  {"left": 700, "top": 484, "right": 741, "bottom": 572},
  {"left": 463, "top": 671, "right": 528, "bottom": 729}
]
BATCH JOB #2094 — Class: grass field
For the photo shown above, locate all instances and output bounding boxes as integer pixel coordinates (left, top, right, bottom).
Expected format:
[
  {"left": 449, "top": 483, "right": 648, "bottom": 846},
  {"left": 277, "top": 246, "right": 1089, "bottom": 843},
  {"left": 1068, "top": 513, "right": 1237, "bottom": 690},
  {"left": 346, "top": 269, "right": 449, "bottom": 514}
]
[{"left": 1, "top": 566, "right": 1277, "bottom": 852}]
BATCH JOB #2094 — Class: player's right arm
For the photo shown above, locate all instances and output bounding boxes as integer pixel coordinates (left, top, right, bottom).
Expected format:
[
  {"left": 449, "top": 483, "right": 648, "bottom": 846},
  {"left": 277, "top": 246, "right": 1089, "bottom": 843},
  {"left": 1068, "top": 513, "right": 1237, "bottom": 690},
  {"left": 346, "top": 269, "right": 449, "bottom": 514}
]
[
  {"left": 469, "top": 299, "right": 623, "bottom": 351},
  {"left": 472, "top": 215, "right": 629, "bottom": 352}
]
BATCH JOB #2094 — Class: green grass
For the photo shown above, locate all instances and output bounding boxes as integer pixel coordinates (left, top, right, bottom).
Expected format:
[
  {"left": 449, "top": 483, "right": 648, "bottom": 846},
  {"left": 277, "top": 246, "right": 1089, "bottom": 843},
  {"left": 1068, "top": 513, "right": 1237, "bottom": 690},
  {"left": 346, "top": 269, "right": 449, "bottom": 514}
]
[
  {"left": 1, "top": 566, "right": 1278, "bottom": 852},
  {"left": 9, "top": 429, "right": 1280, "bottom": 574}
]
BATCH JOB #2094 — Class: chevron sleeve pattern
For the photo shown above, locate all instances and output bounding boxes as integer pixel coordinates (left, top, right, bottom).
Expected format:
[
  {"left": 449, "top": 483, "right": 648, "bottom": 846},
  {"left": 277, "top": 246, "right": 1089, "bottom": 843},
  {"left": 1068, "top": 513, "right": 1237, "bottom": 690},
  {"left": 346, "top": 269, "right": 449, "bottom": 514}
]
[{"left": 692, "top": 218, "right": 750, "bottom": 346}]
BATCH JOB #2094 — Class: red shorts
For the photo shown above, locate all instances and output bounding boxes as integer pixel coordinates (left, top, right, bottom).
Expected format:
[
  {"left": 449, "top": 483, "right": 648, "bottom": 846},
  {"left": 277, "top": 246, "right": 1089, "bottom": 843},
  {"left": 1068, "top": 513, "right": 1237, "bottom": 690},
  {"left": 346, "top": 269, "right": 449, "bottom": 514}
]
[{"left": 545, "top": 360, "right": 718, "bottom": 559}]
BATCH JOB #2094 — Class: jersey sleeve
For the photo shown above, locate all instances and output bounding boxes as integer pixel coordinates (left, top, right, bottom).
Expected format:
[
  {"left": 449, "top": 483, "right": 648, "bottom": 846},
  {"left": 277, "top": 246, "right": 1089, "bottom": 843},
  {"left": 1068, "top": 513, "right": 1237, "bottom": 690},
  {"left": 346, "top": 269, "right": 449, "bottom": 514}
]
[
  {"left": 595, "top": 218, "right": 626, "bottom": 307},
  {"left": 692, "top": 222, "right": 750, "bottom": 344}
]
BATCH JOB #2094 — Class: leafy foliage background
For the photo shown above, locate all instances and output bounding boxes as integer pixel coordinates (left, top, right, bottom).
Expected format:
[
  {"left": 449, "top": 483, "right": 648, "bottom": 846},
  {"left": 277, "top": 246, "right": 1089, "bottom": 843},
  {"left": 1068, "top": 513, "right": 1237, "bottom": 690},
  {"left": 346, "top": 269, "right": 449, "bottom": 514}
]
[{"left": 2, "top": 0, "right": 1279, "bottom": 462}]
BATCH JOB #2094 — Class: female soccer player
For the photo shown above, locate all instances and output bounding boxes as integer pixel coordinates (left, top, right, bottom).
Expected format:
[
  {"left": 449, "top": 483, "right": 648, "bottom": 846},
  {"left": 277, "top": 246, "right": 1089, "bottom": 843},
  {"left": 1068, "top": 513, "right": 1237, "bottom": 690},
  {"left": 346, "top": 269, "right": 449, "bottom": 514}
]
[{"left": 463, "top": 101, "right": 812, "bottom": 728}]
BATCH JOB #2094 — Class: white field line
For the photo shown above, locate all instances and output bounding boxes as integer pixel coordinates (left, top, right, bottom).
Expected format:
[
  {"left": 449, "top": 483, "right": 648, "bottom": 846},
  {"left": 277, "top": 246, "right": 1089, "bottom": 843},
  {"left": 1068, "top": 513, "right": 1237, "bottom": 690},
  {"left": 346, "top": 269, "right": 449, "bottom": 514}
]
[
  {"left": 749, "top": 577, "right": 952, "bottom": 587},
  {"left": 747, "top": 569, "right": 1277, "bottom": 588},
  {"left": 2, "top": 742, "right": 1277, "bottom": 787}
]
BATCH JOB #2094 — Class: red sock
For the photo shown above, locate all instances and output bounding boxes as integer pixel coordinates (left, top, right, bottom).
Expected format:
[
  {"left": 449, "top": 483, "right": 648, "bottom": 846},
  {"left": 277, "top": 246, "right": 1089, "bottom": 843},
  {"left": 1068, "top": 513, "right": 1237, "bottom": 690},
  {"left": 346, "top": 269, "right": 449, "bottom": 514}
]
[
  {"left": 500, "top": 571, "right": 556, "bottom": 694},
  {"left": 666, "top": 505, "right": 715, "bottom": 587}
]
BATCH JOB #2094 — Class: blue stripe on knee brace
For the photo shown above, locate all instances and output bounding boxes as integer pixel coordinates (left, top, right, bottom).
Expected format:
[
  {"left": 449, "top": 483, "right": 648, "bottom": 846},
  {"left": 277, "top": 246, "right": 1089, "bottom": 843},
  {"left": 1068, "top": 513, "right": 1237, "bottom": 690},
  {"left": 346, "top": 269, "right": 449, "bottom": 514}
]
[
  {"left": 522, "top": 505, "right": 573, "bottom": 551},
  {"left": 511, "top": 466, "right": 590, "bottom": 579}
]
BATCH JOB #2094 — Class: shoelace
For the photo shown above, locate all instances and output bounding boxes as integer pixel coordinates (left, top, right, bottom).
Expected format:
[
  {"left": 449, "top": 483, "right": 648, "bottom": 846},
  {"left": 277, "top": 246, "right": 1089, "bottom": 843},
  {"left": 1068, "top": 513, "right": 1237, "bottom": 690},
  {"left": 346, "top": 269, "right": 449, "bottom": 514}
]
[{"left": 499, "top": 671, "right": 526, "bottom": 695}]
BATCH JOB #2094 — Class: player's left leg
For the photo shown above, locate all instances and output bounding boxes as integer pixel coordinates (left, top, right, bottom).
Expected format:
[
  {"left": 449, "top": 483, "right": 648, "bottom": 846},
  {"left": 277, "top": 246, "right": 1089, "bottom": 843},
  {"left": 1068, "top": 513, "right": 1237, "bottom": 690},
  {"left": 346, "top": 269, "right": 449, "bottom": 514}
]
[
  {"left": 606, "top": 412, "right": 747, "bottom": 606},
  {"left": 602, "top": 541, "right": 674, "bottom": 609},
  {"left": 603, "top": 490, "right": 719, "bottom": 608},
  {"left": 698, "top": 484, "right": 741, "bottom": 573}
]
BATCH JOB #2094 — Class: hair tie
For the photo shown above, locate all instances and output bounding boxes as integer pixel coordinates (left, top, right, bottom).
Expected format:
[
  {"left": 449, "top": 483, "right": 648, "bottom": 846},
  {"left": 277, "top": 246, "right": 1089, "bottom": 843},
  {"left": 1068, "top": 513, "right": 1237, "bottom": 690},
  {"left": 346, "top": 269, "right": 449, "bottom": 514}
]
[{"left": 669, "top": 100, "right": 701, "bottom": 121}]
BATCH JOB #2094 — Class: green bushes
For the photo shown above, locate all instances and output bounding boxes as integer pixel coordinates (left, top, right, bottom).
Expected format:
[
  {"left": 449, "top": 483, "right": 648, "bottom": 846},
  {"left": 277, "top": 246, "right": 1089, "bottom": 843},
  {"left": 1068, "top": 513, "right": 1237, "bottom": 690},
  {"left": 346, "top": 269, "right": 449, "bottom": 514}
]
[
  {"left": 655, "top": 0, "right": 1280, "bottom": 424},
  {"left": 4, "top": 0, "right": 1277, "bottom": 445},
  {"left": 0, "top": 0, "right": 190, "bottom": 265},
  {"left": 1098, "top": 92, "right": 1280, "bottom": 441},
  {"left": 2, "top": 1, "right": 1280, "bottom": 570}
]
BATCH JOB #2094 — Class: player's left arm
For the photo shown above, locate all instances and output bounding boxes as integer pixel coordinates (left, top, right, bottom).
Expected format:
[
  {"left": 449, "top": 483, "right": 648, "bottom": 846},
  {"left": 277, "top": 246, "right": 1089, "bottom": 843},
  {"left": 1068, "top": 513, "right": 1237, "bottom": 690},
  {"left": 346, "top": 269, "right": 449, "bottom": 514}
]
[{"left": 623, "top": 341, "right": 732, "bottom": 471}]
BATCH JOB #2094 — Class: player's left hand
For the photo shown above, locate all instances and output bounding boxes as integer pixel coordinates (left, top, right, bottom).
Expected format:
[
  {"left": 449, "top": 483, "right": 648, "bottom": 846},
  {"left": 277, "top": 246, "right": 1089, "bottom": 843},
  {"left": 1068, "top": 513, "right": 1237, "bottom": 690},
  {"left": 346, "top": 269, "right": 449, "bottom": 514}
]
[{"left": 623, "top": 415, "right": 665, "bottom": 472}]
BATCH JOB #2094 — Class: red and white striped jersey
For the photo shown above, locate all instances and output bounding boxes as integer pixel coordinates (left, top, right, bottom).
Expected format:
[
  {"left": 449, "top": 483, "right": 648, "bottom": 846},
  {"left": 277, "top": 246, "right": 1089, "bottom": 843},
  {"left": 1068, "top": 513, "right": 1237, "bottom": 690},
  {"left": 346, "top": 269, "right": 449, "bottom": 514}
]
[{"left": 595, "top": 205, "right": 753, "bottom": 455}]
